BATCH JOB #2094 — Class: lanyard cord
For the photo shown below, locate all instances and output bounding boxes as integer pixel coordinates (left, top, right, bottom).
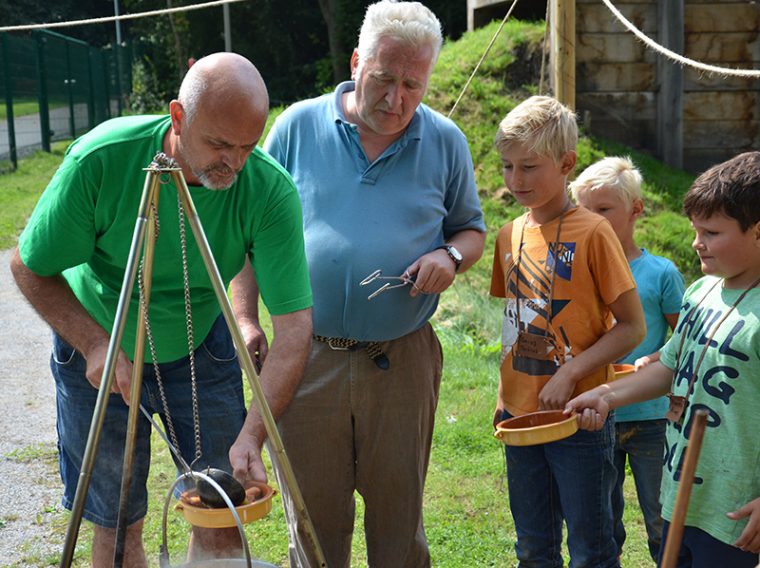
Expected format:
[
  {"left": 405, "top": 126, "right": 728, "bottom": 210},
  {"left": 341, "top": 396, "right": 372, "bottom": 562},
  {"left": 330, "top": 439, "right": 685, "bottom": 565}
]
[
  {"left": 513, "top": 207, "right": 571, "bottom": 338},
  {"left": 673, "top": 274, "right": 760, "bottom": 400}
]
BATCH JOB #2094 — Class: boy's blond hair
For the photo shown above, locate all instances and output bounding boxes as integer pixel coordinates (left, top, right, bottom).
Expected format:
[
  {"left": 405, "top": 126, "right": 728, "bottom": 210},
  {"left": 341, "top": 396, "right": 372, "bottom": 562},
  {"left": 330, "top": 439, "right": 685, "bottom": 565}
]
[
  {"left": 569, "top": 156, "right": 643, "bottom": 208},
  {"left": 494, "top": 95, "right": 578, "bottom": 163}
]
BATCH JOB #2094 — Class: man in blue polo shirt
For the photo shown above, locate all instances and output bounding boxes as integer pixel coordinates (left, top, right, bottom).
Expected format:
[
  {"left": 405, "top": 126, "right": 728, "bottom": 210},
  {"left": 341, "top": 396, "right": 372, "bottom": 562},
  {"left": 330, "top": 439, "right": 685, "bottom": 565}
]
[{"left": 234, "top": 1, "right": 484, "bottom": 565}]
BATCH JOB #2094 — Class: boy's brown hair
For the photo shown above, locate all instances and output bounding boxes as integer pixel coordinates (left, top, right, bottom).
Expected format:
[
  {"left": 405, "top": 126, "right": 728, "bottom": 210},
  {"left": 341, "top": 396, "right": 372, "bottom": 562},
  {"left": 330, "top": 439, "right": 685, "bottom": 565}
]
[{"left": 684, "top": 151, "right": 760, "bottom": 231}]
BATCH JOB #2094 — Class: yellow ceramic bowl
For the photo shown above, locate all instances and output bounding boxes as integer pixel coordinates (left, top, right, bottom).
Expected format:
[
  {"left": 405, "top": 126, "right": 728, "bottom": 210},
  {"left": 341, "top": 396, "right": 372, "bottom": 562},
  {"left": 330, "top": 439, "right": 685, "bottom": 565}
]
[
  {"left": 494, "top": 410, "right": 578, "bottom": 446},
  {"left": 176, "top": 482, "right": 275, "bottom": 528},
  {"left": 613, "top": 363, "right": 636, "bottom": 378}
]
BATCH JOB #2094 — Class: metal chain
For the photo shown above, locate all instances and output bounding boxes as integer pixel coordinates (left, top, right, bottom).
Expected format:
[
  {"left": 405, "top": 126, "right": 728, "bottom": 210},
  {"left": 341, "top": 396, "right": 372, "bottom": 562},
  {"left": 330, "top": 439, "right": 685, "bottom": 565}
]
[
  {"left": 136, "top": 180, "right": 203, "bottom": 468},
  {"left": 176, "top": 193, "right": 203, "bottom": 464},
  {"left": 138, "top": 256, "right": 182, "bottom": 454}
]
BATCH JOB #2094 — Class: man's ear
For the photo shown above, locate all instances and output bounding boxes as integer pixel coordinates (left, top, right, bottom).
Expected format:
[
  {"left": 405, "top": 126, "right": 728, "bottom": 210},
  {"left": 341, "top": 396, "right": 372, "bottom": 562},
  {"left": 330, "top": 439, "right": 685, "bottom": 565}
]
[
  {"left": 169, "top": 100, "right": 184, "bottom": 135},
  {"left": 350, "top": 49, "right": 360, "bottom": 81},
  {"left": 560, "top": 151, "right": 577, "bottom": 175}
]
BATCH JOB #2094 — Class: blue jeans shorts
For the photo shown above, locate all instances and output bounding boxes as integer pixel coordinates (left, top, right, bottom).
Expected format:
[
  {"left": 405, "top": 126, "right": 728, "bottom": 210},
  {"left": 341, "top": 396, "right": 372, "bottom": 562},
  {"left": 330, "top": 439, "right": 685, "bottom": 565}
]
[
  {"left": 501, "top": 409, "right": 620, "bottom": 568},
  {"left": 51, "top": 315, "right": 246, "bottom": 528}
]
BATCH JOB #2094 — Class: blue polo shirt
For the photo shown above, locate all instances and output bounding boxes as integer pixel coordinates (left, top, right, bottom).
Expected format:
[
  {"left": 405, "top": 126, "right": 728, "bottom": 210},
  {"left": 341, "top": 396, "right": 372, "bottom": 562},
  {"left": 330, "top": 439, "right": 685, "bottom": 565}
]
[{"left": 264, "top": 81, "right": 485, "bottom": 341}]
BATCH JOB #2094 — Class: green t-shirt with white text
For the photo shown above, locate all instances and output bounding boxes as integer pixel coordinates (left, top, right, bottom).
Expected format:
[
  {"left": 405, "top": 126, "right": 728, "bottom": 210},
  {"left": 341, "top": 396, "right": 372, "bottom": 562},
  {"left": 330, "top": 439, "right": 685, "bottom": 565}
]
[{"left": 660, "top": 275, "right": 760, "bottom": 545}]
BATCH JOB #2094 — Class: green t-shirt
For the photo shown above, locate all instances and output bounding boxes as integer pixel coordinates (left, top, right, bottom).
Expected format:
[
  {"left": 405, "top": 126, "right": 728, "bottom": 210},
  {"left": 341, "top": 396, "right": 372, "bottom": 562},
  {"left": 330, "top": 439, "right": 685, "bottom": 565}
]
[
  {"left": 660, "top": 275, "right": 760, "bottom": 545},
  {"left": 19, "top": 115, "right": 312, "bottom": 362}
]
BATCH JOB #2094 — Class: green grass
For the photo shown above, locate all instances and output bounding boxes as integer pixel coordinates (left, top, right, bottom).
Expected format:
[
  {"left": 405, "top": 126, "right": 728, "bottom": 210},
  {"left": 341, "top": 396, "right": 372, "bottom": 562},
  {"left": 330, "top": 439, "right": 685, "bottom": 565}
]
[
  {"left": 0, "top": 140, "right": 70, "bottom": 249},
  {"left": 0, "top": 99, "right": 41, "bottom": 120},
  {"left": 1, "top": 18, "right": 694, "bottom": 568}
]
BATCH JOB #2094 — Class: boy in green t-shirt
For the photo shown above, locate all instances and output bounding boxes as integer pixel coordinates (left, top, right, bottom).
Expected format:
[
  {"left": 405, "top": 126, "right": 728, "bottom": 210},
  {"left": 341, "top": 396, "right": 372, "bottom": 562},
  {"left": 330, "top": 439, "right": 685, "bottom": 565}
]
[{"left": 567, "top": 151, "right": 760, "bottom": 566}]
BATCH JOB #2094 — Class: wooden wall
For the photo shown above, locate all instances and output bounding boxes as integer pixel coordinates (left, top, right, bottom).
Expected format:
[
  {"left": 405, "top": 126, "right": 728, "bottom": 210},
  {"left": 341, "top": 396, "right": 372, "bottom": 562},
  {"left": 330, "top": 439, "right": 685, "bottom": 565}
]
[{"left": 575, "top": 0, "right": 760, "bottom": 173}]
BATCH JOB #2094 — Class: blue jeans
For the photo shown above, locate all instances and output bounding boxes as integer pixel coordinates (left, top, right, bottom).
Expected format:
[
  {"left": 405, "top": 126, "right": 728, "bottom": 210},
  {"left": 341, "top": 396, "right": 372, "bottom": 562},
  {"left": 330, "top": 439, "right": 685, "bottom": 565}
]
[
  {"left": 502, "top": 410, "right": 619, "bottom": 568},
  {"left": 51, "top": 314, "right": 246, "bottom": 527},
  {"left": 658, "top": 522, "right": 759, "bottom": 568},
  {"left": 613, "top": 419, "right": 666, "bottom": 562}
]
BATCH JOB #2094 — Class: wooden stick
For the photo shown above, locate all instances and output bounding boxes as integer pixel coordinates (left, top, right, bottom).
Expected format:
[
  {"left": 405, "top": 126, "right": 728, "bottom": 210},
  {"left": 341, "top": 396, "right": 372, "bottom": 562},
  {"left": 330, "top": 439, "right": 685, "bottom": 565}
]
[{"left": 661, "top": 409, "right": 709, "bottom": 568}]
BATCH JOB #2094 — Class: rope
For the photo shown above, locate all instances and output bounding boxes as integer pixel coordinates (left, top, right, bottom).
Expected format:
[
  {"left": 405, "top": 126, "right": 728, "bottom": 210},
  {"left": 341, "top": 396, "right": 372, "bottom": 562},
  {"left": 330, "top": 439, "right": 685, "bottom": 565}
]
[
  {"left": 601, "top": 0, "right": 760, "bottom": 78},
  {"left": 448, "top": 0, "right": 520, "bottom": 118},
  {"left": 0, "top": 0, "right": 244, "bottom": 33}
]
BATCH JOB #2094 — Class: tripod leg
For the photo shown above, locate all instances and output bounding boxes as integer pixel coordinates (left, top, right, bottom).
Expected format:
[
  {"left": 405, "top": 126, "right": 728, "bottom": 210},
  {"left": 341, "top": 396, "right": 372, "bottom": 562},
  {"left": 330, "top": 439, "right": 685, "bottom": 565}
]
[
  {"left": 174, "top": 172, "right": 328, "bottom": 567},
  {"left": 59, "top": 173, "right": 162, "bottom": 568},
  {"left": 113, "top": 179, "right": 161, "bottom": 567}
]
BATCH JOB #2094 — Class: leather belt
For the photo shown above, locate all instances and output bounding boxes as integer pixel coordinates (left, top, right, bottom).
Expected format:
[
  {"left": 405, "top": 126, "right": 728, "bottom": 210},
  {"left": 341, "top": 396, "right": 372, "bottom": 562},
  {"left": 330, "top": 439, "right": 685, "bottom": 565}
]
[{"left": 312, "top": 335, "right": 390, "bottom": 370}]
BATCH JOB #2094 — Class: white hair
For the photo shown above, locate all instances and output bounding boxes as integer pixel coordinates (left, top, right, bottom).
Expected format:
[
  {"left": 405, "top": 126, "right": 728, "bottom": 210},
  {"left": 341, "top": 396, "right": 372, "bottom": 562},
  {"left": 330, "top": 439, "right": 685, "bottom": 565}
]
[
  {"left": 569, "top": 156, "right": 643, "bottom": 207},
  {"left": 177, "top": 70, "right": 207, "bottom": 125},
  {"left": 356, "top": 1, "right": 443, "bottom": 63}
]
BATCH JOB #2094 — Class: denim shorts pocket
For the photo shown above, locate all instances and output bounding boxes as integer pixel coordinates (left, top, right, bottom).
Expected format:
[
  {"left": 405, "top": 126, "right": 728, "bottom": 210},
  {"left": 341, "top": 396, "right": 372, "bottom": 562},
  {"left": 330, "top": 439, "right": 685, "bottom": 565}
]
[
  {"left": 200, "top": 316, "right": 237, "bottom": 363},
  {"left": 52, "top": 333, "right": 79, "bottom": 367}
]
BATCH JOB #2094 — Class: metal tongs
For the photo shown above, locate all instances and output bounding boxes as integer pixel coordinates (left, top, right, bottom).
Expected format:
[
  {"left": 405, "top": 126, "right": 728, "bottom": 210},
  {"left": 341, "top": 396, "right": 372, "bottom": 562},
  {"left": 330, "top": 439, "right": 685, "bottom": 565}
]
[{"left": 360, "top": 269, "right": 416, "bottom": 300}]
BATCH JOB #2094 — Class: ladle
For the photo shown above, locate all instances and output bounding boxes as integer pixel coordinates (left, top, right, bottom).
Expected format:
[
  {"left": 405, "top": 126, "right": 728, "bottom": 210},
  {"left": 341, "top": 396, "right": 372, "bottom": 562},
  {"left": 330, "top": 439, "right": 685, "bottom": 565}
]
[
  {"left": 196, "top": 467, "right": 246, "bottom": 508},
  {"left": 139, "top": 405, "right": 246, "bottom": 508}
]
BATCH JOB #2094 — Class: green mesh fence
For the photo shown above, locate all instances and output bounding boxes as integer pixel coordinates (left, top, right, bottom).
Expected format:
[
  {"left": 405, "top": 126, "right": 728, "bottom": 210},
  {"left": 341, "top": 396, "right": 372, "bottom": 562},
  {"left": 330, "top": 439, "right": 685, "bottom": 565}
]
[{"left": 0, "top": 29, "right": 133, "bottom": 169}]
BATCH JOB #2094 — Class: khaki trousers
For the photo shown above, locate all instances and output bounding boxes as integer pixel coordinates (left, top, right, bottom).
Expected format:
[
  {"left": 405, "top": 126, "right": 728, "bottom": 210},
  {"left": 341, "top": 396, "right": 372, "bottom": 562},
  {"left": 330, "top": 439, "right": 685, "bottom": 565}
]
[{"left": 274, "top": 323, "right": 443, "bottom": 568}]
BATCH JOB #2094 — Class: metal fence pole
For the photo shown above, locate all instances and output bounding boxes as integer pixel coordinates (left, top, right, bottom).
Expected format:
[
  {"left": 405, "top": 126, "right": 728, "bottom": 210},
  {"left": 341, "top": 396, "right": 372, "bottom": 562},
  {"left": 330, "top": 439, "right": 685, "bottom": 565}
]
[
  {"left": 34, "top": 30, "right": 51, "bottom": 153},
  {"left": 114, "top": 42, "right": 123, "bottom": 115},
  {"left": 65, "top": 41, "right": 76, "bottom": 139},
  {"left": 1, "top": 33, "right": 18, "bottom": 169},
  {"left": 87, "top": 47, "right": 96, "bottom": 130}
]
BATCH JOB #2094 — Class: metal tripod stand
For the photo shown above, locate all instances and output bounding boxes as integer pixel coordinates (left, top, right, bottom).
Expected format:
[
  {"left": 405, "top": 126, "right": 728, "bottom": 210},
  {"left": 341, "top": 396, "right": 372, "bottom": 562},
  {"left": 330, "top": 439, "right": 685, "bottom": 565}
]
[{"left": 59, "top": 153, "right": 327, "bottom": 567}]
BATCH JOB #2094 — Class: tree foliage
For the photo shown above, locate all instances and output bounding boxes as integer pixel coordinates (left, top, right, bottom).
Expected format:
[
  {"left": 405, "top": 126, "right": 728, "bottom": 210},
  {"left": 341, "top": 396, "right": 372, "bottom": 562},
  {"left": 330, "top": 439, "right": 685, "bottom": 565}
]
[{"left": 3, "top": 0, "right": 467, "bottom": 106}]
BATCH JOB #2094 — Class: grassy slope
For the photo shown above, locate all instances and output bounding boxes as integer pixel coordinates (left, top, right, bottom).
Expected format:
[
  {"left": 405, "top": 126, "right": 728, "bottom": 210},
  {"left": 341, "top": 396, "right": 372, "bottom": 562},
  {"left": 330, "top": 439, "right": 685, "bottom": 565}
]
[{"left": 1, "top": 20, "right": 699, "bottom": 568}]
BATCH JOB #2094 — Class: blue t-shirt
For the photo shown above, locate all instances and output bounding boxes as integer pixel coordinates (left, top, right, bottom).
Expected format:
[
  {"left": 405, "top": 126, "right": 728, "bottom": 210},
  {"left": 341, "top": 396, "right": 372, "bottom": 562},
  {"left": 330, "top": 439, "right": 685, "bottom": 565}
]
[
  {"left": 264, "top": 81, "right": 485, "bottom": 340},
  {"left": 616, "top": 249, "right": 685, "bottom": 421}
]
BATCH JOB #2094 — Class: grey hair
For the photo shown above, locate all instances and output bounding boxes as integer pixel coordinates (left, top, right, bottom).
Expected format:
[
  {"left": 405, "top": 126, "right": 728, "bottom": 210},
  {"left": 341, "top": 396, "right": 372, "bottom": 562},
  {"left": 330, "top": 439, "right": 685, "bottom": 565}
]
[
  {"left": 356, "top": 1, "right": 443, "bottom": 63},
  {"left": 177, "top": 69, "right": 207, "bottom": 125}
]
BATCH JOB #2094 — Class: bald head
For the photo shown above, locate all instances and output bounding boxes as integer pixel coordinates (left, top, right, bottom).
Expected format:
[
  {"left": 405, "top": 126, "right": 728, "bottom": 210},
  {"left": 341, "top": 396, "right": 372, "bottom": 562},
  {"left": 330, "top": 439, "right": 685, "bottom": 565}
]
[{"left": 178, "top": 52, "right": 269, "bottom": 125}]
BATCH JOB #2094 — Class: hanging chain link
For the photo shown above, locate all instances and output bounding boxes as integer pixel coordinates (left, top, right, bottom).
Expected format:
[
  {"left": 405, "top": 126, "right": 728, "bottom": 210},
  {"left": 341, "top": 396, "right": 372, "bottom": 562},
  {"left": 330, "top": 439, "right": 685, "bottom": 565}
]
[
  {"left": 137, "top": 175, "right": 203, "bottom": 468},
  {"left": 176, "top": 193, "right": 203, "bottom": 464}
]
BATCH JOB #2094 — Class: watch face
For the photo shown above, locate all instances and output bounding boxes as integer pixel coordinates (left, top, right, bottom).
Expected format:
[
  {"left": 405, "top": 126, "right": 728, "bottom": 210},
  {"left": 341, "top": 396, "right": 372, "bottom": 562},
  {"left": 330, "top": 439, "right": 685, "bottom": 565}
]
[{"left": 449, "top": 246, "right": 463, "bottom": 262}]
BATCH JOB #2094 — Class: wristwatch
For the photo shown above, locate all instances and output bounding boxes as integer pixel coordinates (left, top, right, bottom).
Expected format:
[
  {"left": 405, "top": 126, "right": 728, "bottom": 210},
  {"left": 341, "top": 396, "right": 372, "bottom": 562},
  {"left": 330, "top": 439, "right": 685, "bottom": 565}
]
[{"left": 436, "top": 244, "right": 463, "bottom": 272}]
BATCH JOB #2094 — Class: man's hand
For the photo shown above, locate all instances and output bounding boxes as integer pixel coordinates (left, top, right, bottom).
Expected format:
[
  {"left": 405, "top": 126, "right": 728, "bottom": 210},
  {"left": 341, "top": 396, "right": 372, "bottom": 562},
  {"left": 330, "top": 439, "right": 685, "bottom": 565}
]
[
  {"left": 239, "top": 319, "right": 269, "bottom": 373},
  {"left": 405, "top": 249, "right": 456, "bottom": 298},
  {"left": 229, "top": 431, "right": 267, "bottom": 485},
  {"left": 82, "top": 339, "right": 134, "bottom": 405},
  {"left": 728, "top": 497, "right": 760, "bottom": 553},
  {"left": 404, "top": 230, "right": 485, "bottom": 298}
]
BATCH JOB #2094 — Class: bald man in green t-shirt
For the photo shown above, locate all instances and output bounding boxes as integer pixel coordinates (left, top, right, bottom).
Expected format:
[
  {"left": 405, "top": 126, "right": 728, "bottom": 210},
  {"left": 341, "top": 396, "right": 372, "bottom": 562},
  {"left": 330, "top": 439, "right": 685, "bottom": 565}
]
[{"left": 11, "top": 53, "right": 312, "bottom": 566}]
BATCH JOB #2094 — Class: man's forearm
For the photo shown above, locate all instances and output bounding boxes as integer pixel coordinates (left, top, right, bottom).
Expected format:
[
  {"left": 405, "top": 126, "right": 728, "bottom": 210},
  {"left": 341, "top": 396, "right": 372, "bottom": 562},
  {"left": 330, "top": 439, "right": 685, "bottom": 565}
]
[
  {"left": 239, "top": 308, "right": 312, "bottom": 444},
  {"left": 447, "top": 228, "right": 485, "bottom": 273}
]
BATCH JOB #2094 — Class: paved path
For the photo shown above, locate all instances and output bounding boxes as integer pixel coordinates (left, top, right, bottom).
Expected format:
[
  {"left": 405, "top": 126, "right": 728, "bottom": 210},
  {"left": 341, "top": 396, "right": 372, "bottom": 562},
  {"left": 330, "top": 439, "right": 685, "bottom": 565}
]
[
  {"left": 0, "top": 105, "right": 89, "bottom": 160},
  {"left": 0, "top": 248, "right": 64, "bottom": 566}
]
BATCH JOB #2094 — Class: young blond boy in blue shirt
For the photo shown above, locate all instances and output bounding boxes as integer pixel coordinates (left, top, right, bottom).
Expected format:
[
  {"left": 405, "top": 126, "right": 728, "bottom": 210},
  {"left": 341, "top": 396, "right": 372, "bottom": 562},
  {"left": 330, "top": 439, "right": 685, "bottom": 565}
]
[{"left": 570, "top": 156, "right": 685, "bottom": 562}]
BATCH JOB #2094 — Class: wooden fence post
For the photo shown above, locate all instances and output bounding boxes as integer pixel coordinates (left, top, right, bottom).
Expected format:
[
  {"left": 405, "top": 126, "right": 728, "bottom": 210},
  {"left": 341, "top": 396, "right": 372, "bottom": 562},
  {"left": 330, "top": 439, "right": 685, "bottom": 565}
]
[
  {"left": 657, "top": 0, "right": 684, "bottom": 169},
  {"left": 551, "top": 0, "right": 576, "bottom": 110}
]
